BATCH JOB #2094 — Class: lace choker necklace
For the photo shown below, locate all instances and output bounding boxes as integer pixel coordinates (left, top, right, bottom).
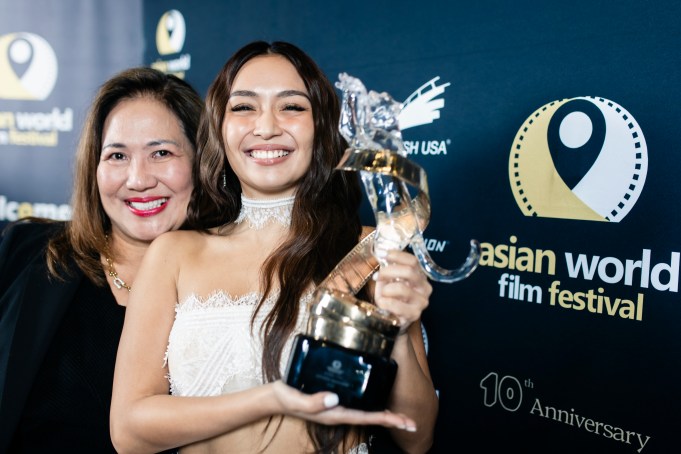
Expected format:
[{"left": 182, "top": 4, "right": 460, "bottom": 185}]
[{"left": 235, "top": 194, "right": 295, "bottom": 230}]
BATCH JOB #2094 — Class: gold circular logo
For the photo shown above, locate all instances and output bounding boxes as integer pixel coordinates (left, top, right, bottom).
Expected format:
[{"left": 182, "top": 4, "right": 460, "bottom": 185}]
[
  {"left": 0, "top": 32, "right": 58, "bottom": 100},
  {"left": 156, "top": 10, "right": 186, "bottom": 55},
  {"left": 509, "top": 97, "right": 647, "bottom": 222}
]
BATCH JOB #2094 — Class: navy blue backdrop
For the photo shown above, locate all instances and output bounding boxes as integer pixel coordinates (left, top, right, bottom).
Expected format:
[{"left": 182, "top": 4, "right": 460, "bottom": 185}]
[
  {"left": 3, "top": 1, "right": 680, "bottom": 452},
  {"left": 0, "top": 0, "right": 142, "bottom": 222}
]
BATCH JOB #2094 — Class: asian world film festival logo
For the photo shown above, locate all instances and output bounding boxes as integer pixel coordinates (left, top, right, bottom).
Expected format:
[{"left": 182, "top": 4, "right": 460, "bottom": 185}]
[
  {"left": 152, "top": 10, "right": 191, "bottom": 78},
  {"left": 0, "top": 32, "right": 58, "bottom": 100},
  {"left": 156, "top": 9, "right": 186, "bottom": 55},
  {"left": 509, "top": 97, "right": 648, "bottom": 222}
]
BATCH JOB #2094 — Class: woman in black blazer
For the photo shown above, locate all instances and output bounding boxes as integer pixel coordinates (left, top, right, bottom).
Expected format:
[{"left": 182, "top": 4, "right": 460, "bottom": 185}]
[{"left": 0, "top": 67, "right": 203, "bottom": 453}]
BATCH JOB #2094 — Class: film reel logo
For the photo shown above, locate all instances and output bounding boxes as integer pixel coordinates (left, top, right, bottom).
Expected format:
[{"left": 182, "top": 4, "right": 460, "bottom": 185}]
[
  {"left": 509, "top": 97, "right": 647, "bottom": 222},
  {"left": 0, "top": 32, "right": 58, "bottom": 100},
  {"left": 398, "top": 76, "right": 450, "bottom": 130},
  {"left": 156, "top": 10, "right": 186, "bottom": 55}
]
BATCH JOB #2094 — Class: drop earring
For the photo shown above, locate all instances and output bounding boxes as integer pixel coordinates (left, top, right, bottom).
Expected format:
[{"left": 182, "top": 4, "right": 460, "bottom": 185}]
[{"left": 222, "top": 170, "right": 227, "bottom": 189}]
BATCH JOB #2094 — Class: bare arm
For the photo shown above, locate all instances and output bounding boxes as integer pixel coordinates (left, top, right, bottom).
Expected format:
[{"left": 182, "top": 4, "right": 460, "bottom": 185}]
[
  {"left": 372, "top": 250, "right": 439, "bottom": 453},
  {"left": 110, "top": 233, "right": 416, "bottom": 454}
]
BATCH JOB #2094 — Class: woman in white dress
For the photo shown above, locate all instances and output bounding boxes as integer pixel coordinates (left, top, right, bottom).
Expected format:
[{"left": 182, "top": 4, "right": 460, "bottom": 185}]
[{"left": 111, "top": 41, "right": 438, "bottom": 454}]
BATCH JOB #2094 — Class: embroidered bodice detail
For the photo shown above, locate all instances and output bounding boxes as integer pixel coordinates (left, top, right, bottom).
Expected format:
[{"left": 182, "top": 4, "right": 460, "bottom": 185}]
[
  {"left": 235, "top": 194, "right": 295, "bottom": 230},
  {"left": 165, "top": 290, "right": 311, "bottom": 397}
]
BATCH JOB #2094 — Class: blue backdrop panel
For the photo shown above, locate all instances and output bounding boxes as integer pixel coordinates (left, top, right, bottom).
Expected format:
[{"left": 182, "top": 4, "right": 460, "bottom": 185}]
[
  {"left": 0, "top": 1, "right": 678, "bottom": 452},
  {"left": 143, "top": 1, "right": 680, "bottom": 452},
  {"left": 0, "top": 0, "right": 143, "bottom": 224}
]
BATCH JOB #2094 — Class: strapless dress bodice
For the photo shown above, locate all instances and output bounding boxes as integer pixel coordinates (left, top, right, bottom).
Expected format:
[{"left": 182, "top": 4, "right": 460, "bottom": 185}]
[{"left": 165, "top": 290, "right": 310, "bottom": 397}]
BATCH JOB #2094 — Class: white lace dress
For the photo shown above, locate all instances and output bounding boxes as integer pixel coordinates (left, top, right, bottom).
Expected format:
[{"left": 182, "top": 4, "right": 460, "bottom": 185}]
[
  {"left": 164, "top": 290, "right": 369, "bottom": 454},
  {"left": 165, "top": 290, "right": 309, "bottom": 396}
]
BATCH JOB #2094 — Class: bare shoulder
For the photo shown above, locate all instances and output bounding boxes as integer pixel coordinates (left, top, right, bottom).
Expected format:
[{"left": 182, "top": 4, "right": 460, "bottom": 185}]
[
  {"left": 154, "top": 229, "right": 205, "bottom": 244},
  {"left": 146, "top": 230, "right": 210, "bottom": 261}
]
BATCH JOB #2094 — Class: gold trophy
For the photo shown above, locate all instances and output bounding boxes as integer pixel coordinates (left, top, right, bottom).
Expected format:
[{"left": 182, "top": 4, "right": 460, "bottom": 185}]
[{"left": 285, "top": 74, "right": 480, "bottom": 410}]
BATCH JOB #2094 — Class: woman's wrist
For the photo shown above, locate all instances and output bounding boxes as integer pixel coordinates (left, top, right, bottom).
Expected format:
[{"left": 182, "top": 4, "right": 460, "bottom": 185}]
[{"left": 260, "top": 382, "right": 284, "bottom": 415}]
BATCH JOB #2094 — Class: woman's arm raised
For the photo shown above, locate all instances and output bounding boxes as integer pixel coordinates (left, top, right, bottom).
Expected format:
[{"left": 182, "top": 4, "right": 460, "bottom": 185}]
[{"left": 372, "top": 249, "right": 439, "bottom": 454}]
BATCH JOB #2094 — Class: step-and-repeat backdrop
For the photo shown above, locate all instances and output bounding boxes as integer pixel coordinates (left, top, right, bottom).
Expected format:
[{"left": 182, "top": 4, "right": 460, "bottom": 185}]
[
  {"left": 3, "top": 1, "right": 680, "bottom": 452},
  {"left": 0, "top": 1, "right": 143, "bottom": 223}
]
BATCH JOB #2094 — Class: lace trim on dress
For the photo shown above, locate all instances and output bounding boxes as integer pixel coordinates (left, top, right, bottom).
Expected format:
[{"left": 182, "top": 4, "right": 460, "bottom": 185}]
[
  {"left": 164, "top": 289, "right": 312, "bottom": 397},
  {"left": 163, "top": 291, "right": 272, "bottom": 369},
  {"left": 235, "top": 194, "right": 295, "bottom": 230},
  {"left": 175, "top": 290, "right": 276, "bottom": 312}
]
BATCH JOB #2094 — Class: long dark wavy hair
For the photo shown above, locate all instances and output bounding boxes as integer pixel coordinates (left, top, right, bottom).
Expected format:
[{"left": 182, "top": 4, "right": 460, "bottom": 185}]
[
  {"left": 45, "top": 67, "right": 203, "bottom": 284},
  {"left": 186, "top": 41, "right": 364, "bottom": 452}
]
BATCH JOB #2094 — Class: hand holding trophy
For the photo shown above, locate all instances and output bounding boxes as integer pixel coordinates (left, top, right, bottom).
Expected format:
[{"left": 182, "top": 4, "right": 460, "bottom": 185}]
[{"left": 285, "top": 73, "right": 480, "bottom": 410}]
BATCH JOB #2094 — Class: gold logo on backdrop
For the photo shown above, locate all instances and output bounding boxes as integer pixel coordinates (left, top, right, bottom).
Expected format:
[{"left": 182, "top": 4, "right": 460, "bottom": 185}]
[
  {"left": 509, "top": 97, "right": 647, "bottom": 222},
  {"left": 156, "top": 10, "right": 186, "bottom": 55},
  {"left": 0, "top": 32, "right": 58, "bottom": 100}
]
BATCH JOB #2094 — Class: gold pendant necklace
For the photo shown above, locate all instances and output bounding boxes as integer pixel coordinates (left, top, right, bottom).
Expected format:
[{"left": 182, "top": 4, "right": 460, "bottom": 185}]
[{"left": 105, "top": 235, "right": 131, "bottom": 292}]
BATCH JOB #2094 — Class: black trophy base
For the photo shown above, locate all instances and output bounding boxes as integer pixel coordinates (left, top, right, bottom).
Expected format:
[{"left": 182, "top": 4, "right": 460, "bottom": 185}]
[{"left": 285, "top": 334, "right": 397, "bottom": 411}]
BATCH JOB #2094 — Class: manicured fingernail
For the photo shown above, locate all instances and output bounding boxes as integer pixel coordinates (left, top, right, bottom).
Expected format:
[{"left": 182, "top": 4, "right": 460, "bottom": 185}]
[
  {"left": 324, "top": 393, "right": 339, "bottom": 408},
  {"left": 406, "top": 425, "right": 417, "bottom": 432},
  {"left": 372, "top": 272, "right": 379, "bottom": 281}
]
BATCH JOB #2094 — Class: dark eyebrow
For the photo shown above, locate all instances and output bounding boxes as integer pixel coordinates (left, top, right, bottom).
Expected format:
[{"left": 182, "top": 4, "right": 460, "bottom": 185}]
[
  {"left": 147, "top": 139, "right": 180, "bottom": 147},
  {"left": 229, "top": 90, "right": 257, "bottom": 98},
  {"left": 102, "top": 143, "right": 125, "bottom": 151},
  {"left": 277, "top": 90, "right": 310, "bottom": 100},
  {"left": 102, "top": 139, "right": 179, "bottom": 151},
  {"left": 229, "top": 89, "right": 310, "bottom": 100}
]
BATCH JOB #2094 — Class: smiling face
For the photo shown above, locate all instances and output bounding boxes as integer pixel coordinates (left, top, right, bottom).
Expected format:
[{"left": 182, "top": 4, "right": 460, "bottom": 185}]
[
  {"left": 97, "top": 96, "right": 194, "bottom": 244},
  {"left": 222, "top": 54, "right": 314, "bottom": 198}
]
